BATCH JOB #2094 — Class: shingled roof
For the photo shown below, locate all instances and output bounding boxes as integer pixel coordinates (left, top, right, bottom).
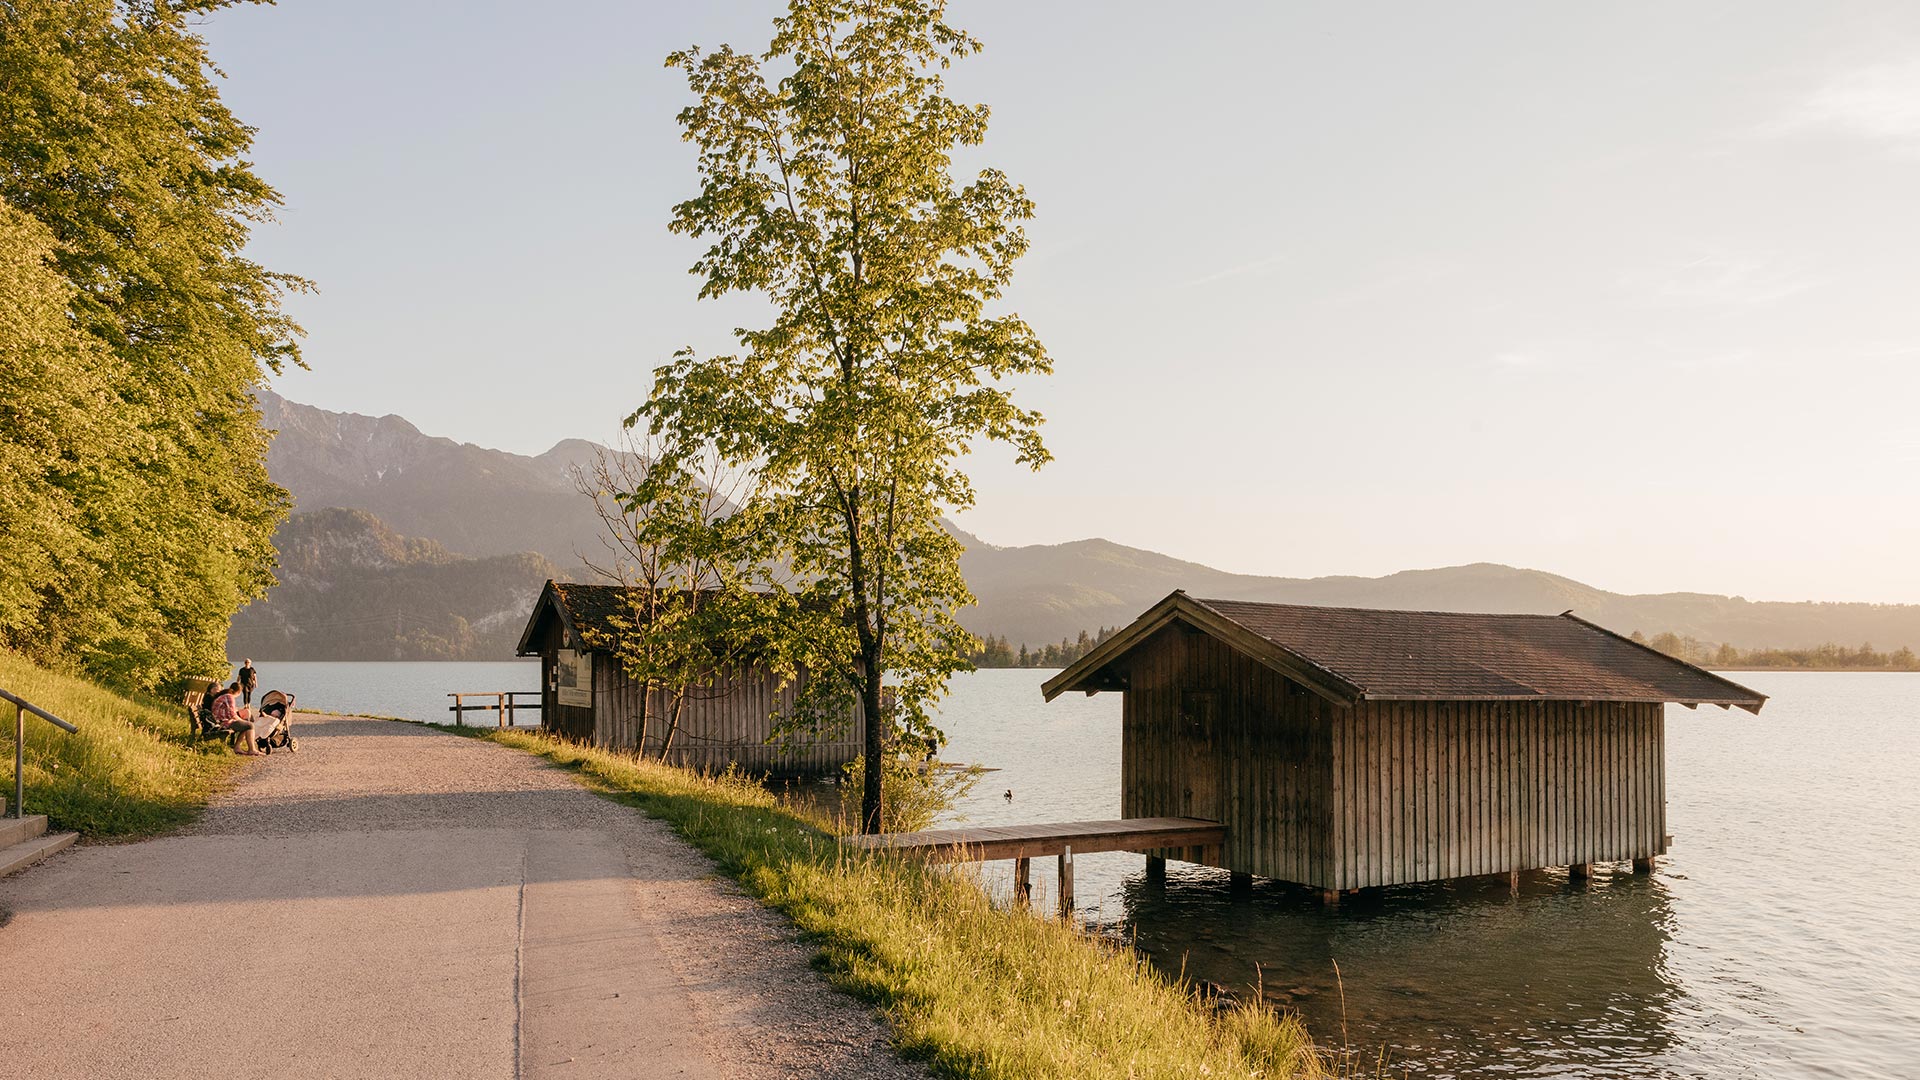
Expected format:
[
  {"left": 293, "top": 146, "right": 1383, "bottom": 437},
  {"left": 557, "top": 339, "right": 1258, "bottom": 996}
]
[
  {"left": 515, "top": 582, "right": 635, "bottom": 655},
  {"left": 1042, "top": 591, "right": 1765, "bottom": 712}
]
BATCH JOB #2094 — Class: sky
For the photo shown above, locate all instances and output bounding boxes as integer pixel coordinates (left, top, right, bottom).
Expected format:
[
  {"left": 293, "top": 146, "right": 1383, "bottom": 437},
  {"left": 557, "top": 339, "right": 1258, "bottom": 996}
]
[{"left": 199, "top": 1, "right": 1920, "bottom": 604}]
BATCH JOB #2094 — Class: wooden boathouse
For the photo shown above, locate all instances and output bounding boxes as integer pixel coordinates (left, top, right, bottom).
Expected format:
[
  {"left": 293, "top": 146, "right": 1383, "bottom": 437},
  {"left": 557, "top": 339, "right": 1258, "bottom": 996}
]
[
  {"left": 515, "top": 581, "right": 863, "bottom": 778},
  {"left": 1041, "top": 591, "right": 1767, "bottom": 901}
]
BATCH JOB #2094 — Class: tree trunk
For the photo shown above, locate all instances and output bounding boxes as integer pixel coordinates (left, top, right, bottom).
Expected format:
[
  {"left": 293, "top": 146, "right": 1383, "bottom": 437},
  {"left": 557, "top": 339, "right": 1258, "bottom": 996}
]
[
  {"left": 658, "top": 694, "right": 686, "bottom": 762},
  {"left": 860, "top": 659, "right": 886, "bottom": 835}
]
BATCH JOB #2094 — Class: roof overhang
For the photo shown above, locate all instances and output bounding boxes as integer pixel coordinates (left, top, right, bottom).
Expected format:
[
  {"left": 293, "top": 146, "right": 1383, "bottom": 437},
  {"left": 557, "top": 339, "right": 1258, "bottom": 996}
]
[
  {"left": 513, "top": 580, "right": 576, "bottom": 656},
  {"left": 1040, "top": 591, "right": 1365, "bottom": 706},
  {"left": 1556, "top": 613, "right": 1766, "bottom": 713}
]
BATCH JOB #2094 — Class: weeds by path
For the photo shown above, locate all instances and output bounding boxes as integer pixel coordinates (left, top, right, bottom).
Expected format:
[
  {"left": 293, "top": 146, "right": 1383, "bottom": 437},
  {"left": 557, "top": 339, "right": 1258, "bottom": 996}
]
[
  {"left": 471, "top": 728, "right": 1335, "bottom": 1080},
  {"left": 0, "top": 652, "right": 240, "bottom": 839}
]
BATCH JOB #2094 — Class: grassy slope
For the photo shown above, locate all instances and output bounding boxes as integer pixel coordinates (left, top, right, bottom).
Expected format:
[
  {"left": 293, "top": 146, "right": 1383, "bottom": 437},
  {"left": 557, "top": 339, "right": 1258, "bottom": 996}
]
[
  {"left": 473, "top": 728, "right": 1332, "bottom": 1080},
  {"left": 0, "top": 651, "right": 239, "bottom": 837}
]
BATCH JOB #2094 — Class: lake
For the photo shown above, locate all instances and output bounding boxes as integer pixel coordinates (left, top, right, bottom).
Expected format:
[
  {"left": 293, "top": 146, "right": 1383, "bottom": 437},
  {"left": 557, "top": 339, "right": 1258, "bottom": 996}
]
[{"left": 251, "top": 661, "right": 1920, "bottom": 1079}]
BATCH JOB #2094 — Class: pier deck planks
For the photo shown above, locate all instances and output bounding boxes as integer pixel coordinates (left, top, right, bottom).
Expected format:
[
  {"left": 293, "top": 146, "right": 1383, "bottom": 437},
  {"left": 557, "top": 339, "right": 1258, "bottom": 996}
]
[{"left": 842, "top": 816, "right": 1225, "bottom": 861}]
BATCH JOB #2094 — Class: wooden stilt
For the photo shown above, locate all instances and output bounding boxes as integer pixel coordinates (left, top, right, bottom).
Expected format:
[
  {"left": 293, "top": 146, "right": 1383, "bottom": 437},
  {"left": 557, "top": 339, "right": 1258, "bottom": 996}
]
[
  {"left": 1633, "top": 855, "right": 1656, "bottom": 874},
  {"left": 1230, "top": 870, "right": 1253, "bottom": 898},
  {"left": 1319, "top": 888, "right": 1339, "bottom": 908},
  {"left": 1507, "top": 869, "right": 1521, "bottom": 894},
  {"left": 1014, "top": 857, "right": 1031, "bottom": 908},
  {"left": 1057, "top": 846, "right": 1074, "bottom": 918},
  {"left": 1145, "top": 854, "right": 1166, "bottom": 884},
  {"left": 1568, "top": 862, "right": 1593, "bottom": 882}
]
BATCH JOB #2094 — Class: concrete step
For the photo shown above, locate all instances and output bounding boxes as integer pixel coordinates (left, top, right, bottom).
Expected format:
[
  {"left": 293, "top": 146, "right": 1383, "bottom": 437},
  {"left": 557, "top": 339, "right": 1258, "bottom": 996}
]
[
  {"left": 0, "top": 813, "right": 49, "bottom": 850},
  {"left": 0, "top": 829, "right": 77, "bottom": 878}
]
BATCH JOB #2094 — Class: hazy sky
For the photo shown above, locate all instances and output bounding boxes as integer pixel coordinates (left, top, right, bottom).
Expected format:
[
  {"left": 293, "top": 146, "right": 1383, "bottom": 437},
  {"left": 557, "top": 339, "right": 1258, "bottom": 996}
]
[{"left": 202, "top": 2, "right": 1920, "bottom": 603}]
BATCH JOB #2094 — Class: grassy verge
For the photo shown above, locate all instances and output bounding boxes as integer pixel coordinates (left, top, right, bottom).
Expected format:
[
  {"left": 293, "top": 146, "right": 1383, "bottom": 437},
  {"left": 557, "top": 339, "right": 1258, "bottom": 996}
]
[
  {"left": 469, "top": 727, "right": 1332, "bottom": 1079},
  {"left": 0, "top": 651, "right": 241, "bottom": 838}
]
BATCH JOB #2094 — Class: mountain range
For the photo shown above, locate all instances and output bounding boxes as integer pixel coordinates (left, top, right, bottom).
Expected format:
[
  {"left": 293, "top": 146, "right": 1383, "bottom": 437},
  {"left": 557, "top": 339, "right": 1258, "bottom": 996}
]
[{"left": 235, "top": 390, "right": 1920, "bottom": 659}]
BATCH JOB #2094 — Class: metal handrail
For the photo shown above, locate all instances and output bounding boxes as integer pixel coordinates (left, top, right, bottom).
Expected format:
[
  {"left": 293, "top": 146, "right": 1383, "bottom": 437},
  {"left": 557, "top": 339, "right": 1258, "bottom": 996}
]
[{"left": 1, "top": 688, "right": 79, "bottom": 821}]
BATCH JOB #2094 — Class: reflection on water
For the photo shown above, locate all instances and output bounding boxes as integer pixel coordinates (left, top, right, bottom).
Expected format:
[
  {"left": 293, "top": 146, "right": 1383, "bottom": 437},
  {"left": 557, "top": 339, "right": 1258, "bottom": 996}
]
[{"left": 1111, "top": 866, "right": 1679, "bottom": 1077}]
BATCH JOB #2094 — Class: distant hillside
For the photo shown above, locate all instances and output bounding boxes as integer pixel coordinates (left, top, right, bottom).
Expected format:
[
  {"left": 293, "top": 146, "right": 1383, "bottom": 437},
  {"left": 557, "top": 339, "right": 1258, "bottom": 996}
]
[
  {"left": 228, "top": 508, "right": 555, "bottom": 660},
  {"left": 258, "top": 389, "right": 615, "bottom": 571},
  {"left": 255, "top": 393, "right": 1920, "bottom": 658},
  {"left": 950, "top": 526, "right": 1920, "bottom": 653}
]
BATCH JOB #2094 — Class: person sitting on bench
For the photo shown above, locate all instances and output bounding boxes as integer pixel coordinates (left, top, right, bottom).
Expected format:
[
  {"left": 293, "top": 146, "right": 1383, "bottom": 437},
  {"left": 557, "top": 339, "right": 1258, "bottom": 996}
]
[{"left": 209, "top": 682, "right": 260, "bottom": 756}]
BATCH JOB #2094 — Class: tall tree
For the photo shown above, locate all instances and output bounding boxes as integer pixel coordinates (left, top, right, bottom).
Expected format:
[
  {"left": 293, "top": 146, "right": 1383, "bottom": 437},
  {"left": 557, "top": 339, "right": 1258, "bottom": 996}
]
[
  {"left": 0, "top": 0, "right": 305, "bottom": 686},
  {"left": 644, "top": 0, "right": 1050, "bottom": 831}
]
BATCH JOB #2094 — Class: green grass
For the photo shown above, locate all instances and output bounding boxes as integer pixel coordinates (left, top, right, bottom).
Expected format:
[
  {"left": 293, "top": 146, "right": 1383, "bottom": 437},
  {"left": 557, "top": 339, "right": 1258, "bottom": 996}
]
[
  {"left": 471, "top": 727, "right": 1335, "bottom": 1080},
  {"left": 0, "top": 651, "right": 241, "bottom": 838}
]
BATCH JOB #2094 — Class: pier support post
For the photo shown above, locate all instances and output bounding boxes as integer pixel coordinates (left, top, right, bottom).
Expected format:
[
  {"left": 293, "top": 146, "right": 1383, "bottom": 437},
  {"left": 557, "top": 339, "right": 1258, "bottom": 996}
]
[
  {"left": 1319, "top": 888, "right": 1339, "bottom": 909},
  {"left": 1057, "top": 846, "right": 1074, "bottom": 918},
  {"left": 1145, "top": 855, "right": 1165, "bottom": 885},
  {"left": 1230, "top": 870, "right": 1252, "bottom": 899},
  {"left": 1568, "top": 862, "right": 1593, "bottom": 883},
  {"left": 1633, "top": 855, "right": 1656, "bottom": 874},
  {"left": 1014, "top": 857, "right": 1031, "bottom": 908},
  {"left": 1507, "top": 869, "right": 1521, "bottom": 895}
]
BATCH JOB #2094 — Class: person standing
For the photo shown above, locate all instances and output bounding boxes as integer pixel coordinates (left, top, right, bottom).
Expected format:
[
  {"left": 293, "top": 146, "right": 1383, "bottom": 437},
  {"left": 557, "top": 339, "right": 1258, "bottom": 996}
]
[{"left": 237, "top": 658, "right": 257, "bottom": 706}]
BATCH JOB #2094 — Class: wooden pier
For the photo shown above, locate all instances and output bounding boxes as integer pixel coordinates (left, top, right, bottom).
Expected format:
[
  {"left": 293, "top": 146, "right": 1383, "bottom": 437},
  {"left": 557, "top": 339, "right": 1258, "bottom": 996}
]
[{"left": 843, "top": 816, "right": 1224, "bottom": 916}]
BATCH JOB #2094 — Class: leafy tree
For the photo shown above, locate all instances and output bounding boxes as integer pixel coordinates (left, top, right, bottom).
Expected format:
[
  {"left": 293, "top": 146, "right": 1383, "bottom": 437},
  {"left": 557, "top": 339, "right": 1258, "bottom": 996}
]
[
  {"left": 0, "top": 0, "right": 305, "bottom": 686},
  {"left": 579, "top": 431, "right": 772, "bottom": 759},
  {"left": 0, "top": 203, "right": 123, "bottom": 655},
  {"left": 642, "top": 0, "right": 1050, "bottom": 832}
]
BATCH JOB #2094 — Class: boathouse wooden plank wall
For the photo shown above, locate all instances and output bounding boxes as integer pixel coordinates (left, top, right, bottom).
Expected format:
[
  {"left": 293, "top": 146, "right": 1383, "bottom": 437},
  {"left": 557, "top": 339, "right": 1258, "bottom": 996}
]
[
  {"left": 589, "top": 652, "right": 864, "bottom": 778},
  {"left": 519, "top": 582, "right": 861, "bottom": 780},
  {"left": 1328, "top": 699, "right": 1665, "bottom": 890},
  {"left": 1120, "top": 623, "right": 1668, "bottom": 890}
]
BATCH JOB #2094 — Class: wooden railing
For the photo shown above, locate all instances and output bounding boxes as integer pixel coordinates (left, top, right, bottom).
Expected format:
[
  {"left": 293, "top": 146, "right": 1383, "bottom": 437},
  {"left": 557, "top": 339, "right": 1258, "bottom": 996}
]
[{"left": 447, "top": 691, "right": 542, "bottom": 728}]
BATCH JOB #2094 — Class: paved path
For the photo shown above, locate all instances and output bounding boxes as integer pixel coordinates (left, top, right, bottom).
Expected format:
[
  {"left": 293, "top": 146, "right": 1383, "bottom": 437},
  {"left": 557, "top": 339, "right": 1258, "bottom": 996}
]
[{"left": 0, "top": 716, "right": 923, "bottom": 1080}]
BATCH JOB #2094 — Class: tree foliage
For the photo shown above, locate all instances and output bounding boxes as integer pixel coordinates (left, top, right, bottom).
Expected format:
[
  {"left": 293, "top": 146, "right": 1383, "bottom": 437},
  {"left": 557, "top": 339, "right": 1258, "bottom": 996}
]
[
  {"left": 969, "top": 626, "right": 1119, "bottom": 669},
  {"left": 638, "top": 0, "right": 1050, "bottom": 831},
  {"left": 0, "top": 0, "right": 304, "bottom": 687}
]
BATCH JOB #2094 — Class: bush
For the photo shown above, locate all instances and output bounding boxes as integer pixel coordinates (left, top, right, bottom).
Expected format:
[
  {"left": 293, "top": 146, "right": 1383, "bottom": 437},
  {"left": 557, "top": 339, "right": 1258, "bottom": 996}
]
[{"left": 838, "top": 752, "right": 984, "bottom": 834}]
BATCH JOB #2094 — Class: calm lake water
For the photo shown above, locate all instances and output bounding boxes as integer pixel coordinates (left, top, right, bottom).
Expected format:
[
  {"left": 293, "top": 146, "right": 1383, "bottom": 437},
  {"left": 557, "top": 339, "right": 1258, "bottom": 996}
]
[{"left": 263, "top": 662, "right": 1919, "bottom": 1079}]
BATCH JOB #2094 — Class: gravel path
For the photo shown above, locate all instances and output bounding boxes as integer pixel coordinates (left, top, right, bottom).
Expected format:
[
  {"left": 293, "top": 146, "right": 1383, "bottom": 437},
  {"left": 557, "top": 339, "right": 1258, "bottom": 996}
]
[{"left": 0, "top": 714, "right": 928, "bottom": 1080}]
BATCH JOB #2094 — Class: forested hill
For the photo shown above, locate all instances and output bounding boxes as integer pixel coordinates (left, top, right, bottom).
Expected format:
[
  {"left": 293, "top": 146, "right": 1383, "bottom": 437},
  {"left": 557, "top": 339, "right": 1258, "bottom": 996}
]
[
  {"left": 228, "top": 508, "right": 554, "bottom": 661},
  {"left": 253, "top": 393, "right": 1920, "bottom": 658}
]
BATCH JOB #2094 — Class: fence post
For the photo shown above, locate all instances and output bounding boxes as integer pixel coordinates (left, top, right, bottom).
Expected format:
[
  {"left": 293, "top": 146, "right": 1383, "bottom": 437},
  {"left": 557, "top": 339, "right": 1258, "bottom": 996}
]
[
  {"left": 12, "top": 701, "right": 22, "bottom": 820},
  {"left": 496, "top": 693, "right": 505, "bottom": 729},
  {"left": 453, "top": 693, "right": 463, "bottom": 728},
  {"left": 1058, "top": 844, "right": 1074, "bottom": 918}
]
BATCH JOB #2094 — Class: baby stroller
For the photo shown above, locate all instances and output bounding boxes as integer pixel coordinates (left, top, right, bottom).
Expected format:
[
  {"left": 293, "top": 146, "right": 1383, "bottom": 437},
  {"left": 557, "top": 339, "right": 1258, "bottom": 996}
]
[{"left": 255, "top": 690, "right": 298, "bottom": 754}]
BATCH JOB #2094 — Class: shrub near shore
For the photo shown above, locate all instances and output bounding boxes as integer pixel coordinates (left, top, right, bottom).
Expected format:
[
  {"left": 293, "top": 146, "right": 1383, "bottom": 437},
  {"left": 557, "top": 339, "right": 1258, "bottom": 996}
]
[
  {"left": 474, "top": 728, "right": 1333, "bottom": 1080},
  {"left": 0, "top": 651, "right": 238, "bottom": 838}
]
